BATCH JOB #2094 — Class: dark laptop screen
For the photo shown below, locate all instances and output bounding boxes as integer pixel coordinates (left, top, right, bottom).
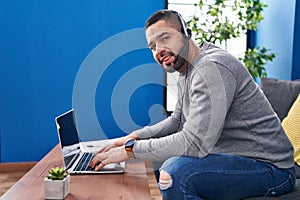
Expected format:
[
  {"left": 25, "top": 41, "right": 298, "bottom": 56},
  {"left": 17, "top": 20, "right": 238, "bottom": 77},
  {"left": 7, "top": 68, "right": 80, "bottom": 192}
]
[
  {"left": 55, "top": 109, "right": 81, "bottom": 168},
  {"left": 56, "top": 110, "right": 80, "bottom": 149}
]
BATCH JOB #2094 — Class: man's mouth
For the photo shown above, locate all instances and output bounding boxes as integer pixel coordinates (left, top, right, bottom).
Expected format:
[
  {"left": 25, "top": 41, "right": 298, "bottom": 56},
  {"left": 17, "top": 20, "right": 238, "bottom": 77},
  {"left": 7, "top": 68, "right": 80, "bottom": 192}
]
[
  {"left": 162, "top": 55, "right": 174, "bottom": 65},
  {"left": 160, "top": 51, "right": 175, "bottom": 66}
]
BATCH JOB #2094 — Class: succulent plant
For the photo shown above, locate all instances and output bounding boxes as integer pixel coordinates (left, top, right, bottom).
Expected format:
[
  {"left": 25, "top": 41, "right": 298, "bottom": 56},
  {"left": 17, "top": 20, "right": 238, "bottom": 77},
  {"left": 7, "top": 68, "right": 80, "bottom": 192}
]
[{"left": 46, "top": 167, "right": 68, "bottom": 180}]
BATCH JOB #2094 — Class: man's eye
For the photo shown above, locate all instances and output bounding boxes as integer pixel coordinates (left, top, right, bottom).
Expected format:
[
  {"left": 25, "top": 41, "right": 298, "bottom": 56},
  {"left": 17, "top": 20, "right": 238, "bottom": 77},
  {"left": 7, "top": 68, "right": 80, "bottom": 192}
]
[{"left": 162, "top": 36, "right": 170, "bottom": 42}]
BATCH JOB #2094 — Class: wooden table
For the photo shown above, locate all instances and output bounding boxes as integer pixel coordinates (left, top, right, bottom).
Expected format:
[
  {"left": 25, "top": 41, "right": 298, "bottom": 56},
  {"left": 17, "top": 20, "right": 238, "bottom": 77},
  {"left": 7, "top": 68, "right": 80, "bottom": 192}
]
[{"left": 1, "top": 145, "right": 152, "bottom": 200}]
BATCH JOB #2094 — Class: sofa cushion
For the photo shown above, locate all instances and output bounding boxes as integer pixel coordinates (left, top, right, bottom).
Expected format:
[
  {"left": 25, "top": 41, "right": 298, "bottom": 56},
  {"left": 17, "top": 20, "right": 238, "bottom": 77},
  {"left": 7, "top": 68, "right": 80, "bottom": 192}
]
[
  {"left": 282, "top": 95, "right": 300, "bottom": 165},
  {"left": 260, "top": 78, "right": 300, "bottom": 121},
  {"left": 244, "top": 179, "right": 300, "bottom": 199}
]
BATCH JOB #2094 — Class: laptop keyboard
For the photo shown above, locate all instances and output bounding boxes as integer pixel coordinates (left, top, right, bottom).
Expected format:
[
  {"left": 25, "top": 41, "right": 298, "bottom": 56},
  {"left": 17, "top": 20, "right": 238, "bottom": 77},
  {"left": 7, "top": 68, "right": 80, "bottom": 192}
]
[
  {"left": 65, "top": 154, "right": 78, "bottom": 169},
  {"left": 74, "top": 152, "right": 94, "bottom": 171},
  {"left": 65, "top": 155, "right": 75, "bottom": 166}
]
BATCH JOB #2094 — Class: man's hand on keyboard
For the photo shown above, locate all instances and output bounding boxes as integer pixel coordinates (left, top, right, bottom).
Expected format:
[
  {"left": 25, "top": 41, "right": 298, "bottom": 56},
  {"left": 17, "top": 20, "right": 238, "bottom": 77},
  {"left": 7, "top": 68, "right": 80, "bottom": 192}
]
[{"left": 89, "top": 146, "right": 129, "bottom": 171}]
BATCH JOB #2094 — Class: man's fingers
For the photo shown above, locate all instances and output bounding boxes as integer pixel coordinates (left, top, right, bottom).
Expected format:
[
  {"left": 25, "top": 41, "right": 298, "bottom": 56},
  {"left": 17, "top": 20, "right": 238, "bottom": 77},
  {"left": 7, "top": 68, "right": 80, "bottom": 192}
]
[
  {"left": 90, "top": 153, "right": 105, "bottom": 168},
  {"left": 90, "top": 151, "right": 109, "bottom": 169},
  {"left": 89, "top": 158, "right": 99, "bottom": 168},
  {"left": 95, "top": 162, "right": 106, "bottom": 171}
]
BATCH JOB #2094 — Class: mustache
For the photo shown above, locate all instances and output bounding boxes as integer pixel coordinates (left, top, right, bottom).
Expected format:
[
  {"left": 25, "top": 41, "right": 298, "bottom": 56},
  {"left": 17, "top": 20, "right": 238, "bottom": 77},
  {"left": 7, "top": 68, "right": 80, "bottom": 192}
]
[{"left": 160, "top": 51, "right": 175, "bottom": 57}]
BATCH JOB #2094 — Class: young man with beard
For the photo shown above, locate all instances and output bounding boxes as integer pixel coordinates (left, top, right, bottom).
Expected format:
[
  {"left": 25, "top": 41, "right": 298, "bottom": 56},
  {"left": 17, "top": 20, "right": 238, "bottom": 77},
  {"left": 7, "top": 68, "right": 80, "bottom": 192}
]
[{"left": 90, "top": 10, "right": 295, "bottom": 200}]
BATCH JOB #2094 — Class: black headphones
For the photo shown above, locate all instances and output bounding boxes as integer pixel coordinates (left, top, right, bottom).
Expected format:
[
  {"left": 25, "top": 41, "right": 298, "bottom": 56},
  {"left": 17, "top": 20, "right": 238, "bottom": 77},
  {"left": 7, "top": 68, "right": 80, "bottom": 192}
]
[{"left": 170, "top": 10, "right": 192, "bottom": 38}]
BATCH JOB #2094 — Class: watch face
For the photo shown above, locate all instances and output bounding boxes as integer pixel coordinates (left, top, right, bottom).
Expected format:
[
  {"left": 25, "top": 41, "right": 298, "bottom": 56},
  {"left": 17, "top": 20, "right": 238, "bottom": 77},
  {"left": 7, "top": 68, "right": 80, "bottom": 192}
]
[{"left": 126, "top": 139, "right": 135, "bottom": 147}]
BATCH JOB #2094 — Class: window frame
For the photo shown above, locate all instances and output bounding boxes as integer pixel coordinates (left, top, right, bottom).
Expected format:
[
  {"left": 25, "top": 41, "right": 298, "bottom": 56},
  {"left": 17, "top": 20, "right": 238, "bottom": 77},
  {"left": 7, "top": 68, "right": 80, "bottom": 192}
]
[{"left": 163, "top": 0, "right": 254, "bottom": 114}]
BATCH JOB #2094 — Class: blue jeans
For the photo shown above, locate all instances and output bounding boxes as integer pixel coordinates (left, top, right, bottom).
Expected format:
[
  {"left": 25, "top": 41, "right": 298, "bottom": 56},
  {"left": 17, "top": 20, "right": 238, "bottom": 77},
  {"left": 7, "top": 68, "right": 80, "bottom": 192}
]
[{"left": 158, "top": 154, "right": 295, "bottom": 200}]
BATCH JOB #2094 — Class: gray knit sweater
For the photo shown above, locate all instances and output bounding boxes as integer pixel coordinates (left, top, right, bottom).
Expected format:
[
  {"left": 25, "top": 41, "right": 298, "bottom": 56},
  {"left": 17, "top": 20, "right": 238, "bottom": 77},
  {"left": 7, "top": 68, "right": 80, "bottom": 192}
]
[{"left": 133, "top": 41, "right": 294, "bottom": 169}]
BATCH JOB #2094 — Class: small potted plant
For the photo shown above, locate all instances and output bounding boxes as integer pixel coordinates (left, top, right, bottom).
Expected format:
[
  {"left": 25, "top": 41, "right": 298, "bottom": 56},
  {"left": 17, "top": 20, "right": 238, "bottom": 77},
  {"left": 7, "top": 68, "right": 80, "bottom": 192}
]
[{"left": 44, "top": 166, "right": 70, "bottom": 199}]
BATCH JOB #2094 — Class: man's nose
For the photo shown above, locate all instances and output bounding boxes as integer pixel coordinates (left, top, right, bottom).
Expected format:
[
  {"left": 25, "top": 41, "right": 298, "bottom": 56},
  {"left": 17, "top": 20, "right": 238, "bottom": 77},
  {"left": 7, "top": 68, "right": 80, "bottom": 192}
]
[{"left": 155, "top": 46, "right": 165, "bottom": 58}]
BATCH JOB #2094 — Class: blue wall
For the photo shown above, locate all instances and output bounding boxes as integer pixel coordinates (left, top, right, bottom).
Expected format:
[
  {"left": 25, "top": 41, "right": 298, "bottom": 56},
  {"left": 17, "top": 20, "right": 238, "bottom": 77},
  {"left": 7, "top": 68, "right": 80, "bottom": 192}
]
[
  {"left": 0, "top": 1, "right": 165, "bottom": 162},
  {"left": 292, "top": 0, "right": 300, "bottom": 80},
  {"left": 1, "top": 1, "right": 299, "bottom": 163},
  {"left": 256, "top": 0, "right": 296, "bottom": 80}
]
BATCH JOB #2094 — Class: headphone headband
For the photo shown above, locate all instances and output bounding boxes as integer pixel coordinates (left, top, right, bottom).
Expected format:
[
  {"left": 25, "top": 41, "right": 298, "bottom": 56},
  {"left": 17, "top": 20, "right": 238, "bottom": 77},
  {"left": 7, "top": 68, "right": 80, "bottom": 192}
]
[{"left": 170, "top": 10, "right": 192, "bottom": 38}]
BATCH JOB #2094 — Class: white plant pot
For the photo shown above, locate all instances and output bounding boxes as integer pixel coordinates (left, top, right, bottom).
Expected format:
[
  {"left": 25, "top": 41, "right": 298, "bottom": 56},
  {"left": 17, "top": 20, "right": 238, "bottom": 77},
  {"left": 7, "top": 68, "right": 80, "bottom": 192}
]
[{"left": 44, "top": 175, "right": 70, "bottom": 199}]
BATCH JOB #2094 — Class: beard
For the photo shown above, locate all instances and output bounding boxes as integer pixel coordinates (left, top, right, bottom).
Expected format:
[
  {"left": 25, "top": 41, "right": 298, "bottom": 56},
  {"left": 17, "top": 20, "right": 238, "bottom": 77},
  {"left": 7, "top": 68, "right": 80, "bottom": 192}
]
[
  {"left": 163, "top": 41, "right": 189, "bottom": 73},
  {"left": 164, "top": 55, "right": 186, "bottom": 73}
]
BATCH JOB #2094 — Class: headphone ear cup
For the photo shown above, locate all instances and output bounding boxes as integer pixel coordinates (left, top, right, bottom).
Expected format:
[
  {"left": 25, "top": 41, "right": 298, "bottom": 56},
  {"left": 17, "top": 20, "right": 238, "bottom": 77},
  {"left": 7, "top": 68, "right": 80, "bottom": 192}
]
[{"left": 187, "top": 28, "right": 192, "bottom": 38}]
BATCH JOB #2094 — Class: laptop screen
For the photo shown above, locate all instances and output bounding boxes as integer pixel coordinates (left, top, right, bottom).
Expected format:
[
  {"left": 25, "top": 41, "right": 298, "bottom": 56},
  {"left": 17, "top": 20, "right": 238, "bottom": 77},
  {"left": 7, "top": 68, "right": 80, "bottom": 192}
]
[{"left": 56, "top": 109, "right": 80, "bottom": 157}]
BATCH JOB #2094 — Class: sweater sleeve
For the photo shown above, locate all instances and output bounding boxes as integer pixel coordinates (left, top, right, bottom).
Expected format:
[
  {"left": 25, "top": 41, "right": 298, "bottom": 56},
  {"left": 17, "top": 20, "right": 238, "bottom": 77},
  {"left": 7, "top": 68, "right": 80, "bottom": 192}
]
[{"left": 133, "top": 61, "right": 236, "bottom": 161}]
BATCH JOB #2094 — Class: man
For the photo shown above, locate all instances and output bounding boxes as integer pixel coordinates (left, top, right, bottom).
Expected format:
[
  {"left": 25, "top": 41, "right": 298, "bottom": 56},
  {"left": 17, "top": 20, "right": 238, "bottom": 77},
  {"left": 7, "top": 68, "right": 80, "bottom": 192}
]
[{"left": 90, "top": 10, "right": 295, "bottom": 199}]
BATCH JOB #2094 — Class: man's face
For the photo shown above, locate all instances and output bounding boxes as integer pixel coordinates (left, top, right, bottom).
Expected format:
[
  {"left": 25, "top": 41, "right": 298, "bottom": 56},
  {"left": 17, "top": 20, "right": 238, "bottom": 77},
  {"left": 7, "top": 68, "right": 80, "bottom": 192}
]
[{"left": 146, "top": 20, "right": 187, "bottom": 73}]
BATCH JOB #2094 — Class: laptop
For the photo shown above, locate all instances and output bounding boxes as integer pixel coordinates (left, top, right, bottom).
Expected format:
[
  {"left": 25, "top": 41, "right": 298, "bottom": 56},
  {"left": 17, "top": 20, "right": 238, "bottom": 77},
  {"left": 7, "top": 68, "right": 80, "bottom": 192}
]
[{"left": 55, "top": 109, "right": 125, "bottom": 174}]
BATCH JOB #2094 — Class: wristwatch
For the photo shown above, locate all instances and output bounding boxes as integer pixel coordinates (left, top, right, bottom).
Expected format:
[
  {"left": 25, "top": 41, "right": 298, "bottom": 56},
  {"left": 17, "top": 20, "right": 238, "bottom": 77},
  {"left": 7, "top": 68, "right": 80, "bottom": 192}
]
[{"left": 125, "top": 139, "right": 136, "bottom": 159}]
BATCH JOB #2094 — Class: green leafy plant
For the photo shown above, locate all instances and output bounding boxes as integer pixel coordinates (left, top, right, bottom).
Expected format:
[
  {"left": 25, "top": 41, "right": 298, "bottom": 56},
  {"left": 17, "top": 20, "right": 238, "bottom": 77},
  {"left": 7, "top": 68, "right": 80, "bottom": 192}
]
[
  {"left": 187, "top": 0, "right": 276, "bottom": 79},
  {"left": 239, "top": 46, "right": 276, "bottom": 78},
  {"left": 46, "top": 167, "right": 68, "bottom": 180}
]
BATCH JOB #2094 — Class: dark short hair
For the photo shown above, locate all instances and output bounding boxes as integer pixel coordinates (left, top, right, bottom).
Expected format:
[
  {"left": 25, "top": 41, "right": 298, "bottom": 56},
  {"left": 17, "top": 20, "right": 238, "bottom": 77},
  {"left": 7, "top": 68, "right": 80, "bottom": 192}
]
[{"left": 145, "top": 9, "right": 184, "bottom": 33}]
